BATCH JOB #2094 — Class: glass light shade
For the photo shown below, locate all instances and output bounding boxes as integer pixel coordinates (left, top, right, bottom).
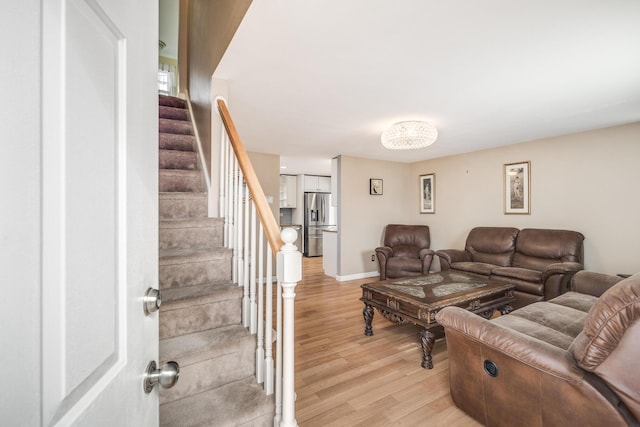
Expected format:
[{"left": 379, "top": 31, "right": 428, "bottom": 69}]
[{"left": 381, "top": 121, "right": 438, "bottom": 150}]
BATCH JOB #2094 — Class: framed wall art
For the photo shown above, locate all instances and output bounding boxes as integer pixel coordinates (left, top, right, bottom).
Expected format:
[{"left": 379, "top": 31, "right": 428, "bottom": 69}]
[
  {"left": 370, "top": 178, "right": 383, "bottom": 195},
  {"left": 419, "top": 173, "right": 435, "bottom": 214},
  {"left": 504, "top": 161, "right": 530, "bottom": 214}
]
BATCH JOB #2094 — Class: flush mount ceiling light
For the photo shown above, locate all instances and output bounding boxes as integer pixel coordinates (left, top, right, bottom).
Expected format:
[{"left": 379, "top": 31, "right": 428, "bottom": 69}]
[{"left": 381, "top": 121, "right": 438, "bottom": 150}]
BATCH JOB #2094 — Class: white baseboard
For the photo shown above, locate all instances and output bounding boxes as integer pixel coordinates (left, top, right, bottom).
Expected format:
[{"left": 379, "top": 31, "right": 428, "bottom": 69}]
[{"left": 335, "top": 271, "right": 379, "bottom": 282}]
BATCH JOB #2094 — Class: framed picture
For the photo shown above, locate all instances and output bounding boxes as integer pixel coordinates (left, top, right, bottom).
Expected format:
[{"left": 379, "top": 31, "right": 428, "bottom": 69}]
[
  {"left": 370, "top": 178, "right": 383, "bottom": 195},
  {"left": 504, "top": 161, "right": 530, "bottom": 214},
  {"left": 419, "top": 174, "right": 435, "bottom": 213}
]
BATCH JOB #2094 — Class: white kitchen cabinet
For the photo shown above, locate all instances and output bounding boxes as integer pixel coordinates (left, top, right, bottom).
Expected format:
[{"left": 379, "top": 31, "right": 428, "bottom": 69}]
[
  {"left": 304, "top": 175, "right": 331, "bottom": 192},
  {"left": 280, "top": 174, "right": 297, "bottom": 208},
  {"left": 318, "top": 176, "right": 331, "bottom": 192}
]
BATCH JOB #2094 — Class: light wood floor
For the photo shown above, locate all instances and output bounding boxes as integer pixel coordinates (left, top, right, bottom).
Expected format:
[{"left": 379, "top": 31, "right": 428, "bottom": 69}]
[{"left": 294, "top": 257, "right": 482, "bottom": 426}]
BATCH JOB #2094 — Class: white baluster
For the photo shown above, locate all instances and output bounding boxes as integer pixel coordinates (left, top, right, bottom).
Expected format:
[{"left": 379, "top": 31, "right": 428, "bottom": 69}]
[
  {"left": 219, "top": 124, "right": 226, "bottom": 232},
  {"left": 277, "top": 228, "right": 301, "bottom": 427},
  {"left": 250, "top": 202, "right": 257, "bottom": 334},
  {"left": 225, "top": 143, "right": 233, "bottom": 249},
  {"left": 274, "top": 274, "right": 283, "bottom": 426},
  {"left": 232, "top": 159, "right": 240, "bottom": 284},
  {"left": 265, "top": 243, "right": 274, "bottom": 395},
  {"left": 243, "top": 183, "right": 250, "bottom": 327},
  {"left": 236, "top": 169, "right": 244, "bottom": 286},
  {"left": 256, "top": 222, "right": 265, "bottom": 384}
]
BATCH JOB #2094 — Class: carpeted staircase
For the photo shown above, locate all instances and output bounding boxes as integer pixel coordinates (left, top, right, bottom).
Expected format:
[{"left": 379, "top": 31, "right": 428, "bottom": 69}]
[{"left": 158, "top": 95, "right": 274, "bottom": 427}]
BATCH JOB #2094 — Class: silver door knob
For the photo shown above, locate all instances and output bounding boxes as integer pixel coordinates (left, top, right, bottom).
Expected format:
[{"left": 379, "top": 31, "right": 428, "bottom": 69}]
[
  {"left": 143, "top": 360, "right": 180, "bottom": 393},
  {"left": 143, "top": 287, "right": 162, "bottom": 315}
]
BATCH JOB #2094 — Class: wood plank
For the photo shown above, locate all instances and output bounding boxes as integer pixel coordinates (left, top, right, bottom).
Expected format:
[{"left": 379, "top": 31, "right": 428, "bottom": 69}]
[{"left": 294, "top": 257, "right": 481, "bottom": 426}]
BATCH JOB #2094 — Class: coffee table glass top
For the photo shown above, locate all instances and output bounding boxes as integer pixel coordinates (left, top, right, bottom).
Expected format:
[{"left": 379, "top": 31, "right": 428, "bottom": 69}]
[{"left": 363, "top": 271, "right": 509, "bottom": 304}]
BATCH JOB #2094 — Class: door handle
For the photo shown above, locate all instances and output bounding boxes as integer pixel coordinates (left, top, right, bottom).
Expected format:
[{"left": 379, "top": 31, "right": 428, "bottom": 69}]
[
  {"left": 143, "top": 360, "right": 180, "bottom": 393},
  {"left": 143, "top": 287, "right": 162, "bottom": 315}
]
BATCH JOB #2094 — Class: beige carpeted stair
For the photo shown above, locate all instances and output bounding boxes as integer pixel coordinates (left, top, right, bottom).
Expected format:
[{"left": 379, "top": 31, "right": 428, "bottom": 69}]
[{"left": 158, "top": 95, "right": 273, "bottom": 427}]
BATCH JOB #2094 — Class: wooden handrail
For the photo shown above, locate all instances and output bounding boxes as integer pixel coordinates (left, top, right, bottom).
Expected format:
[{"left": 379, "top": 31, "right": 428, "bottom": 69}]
[{"left": 217, "top": 98, "right": 284, "bottom": 254}]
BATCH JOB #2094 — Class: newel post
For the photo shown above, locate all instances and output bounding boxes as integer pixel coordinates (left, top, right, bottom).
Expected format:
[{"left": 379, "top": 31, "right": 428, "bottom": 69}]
[{"left": 277, "top": 228, "right": 301, "bottom": 427}]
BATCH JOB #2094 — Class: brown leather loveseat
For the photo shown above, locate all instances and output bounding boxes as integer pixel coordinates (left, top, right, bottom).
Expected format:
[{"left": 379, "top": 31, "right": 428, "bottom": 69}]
[
  {"left": 436, "top": 271, "right": 640, "bottom": 426},
  {"left": 436, "top": 227, "right": 585, "bottom": 309},
  {"left": 375, "top": 224, "right": 434, "bottom": 280}
]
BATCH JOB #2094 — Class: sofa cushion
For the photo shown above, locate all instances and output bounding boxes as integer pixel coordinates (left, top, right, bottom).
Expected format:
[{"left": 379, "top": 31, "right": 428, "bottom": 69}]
[
  {"left": 512, "top": 228, "right": 584, "bottom": 271},
  {"left": 492, "top": 274, "right": 544, "bottom": 296},
  {"left": 550, "top": 291, "right": 598, "bottom": 313},
  {"left": 392, "top": 245, "right": 420, "bottom": 259},
  {"left": 512, "top": 280, "right": 544, "bottom": 296},
  {"left": 492, "top": 301, "right": 587, "bottom": 350},
  {"left": 465, "top": 227, "right": 519, "bottom": 267},
  {"left": 450, "top": 261, "right": 495, "bottom": 276},
  {"left": 386, "top": 257, "right": 423, "bottom": 277},
  {"left": 384, "top": 224, "right": 430, "bottom": 249},
  {"left": 492, "top": 266, "right": 542, "bottom": 283}
]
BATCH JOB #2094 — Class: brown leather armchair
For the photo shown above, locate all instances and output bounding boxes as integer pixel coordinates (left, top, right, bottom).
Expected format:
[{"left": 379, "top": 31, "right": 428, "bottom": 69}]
[
  {"left": 436, "top": 271, "right": 640, "bottom": 426},
  {"left": 375, "top": 224, "right": 434, "bottom": 280}
]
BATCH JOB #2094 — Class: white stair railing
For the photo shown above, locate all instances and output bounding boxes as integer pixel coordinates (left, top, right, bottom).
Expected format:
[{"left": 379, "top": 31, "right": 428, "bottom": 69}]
[{"left": 216, "top": 97, "right": 301, "bottom": 427}]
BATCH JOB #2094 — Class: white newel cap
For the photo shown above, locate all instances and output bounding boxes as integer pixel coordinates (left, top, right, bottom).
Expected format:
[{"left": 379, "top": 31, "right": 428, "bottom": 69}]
[{"left": 281, "top": 227, "right": 298, "bottom": 250}]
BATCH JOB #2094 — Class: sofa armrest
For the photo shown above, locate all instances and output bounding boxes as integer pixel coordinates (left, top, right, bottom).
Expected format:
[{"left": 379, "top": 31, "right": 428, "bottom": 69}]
[
  {"left": 435, "top": 249, "right": 470, "bottom": 270},
  {"left": 418, "top": 248, "right": 435, "bottom": 260},
  {"left": 540, "top": 262, "right": 583, "bottom": 297},
  {"left": 375, "top": 246, "right": 392, "bottom": 258},
  {"left": 436, "top": 307, "right": 582, "bottom": 382},
  {"left": 570, "top": 270, "right": 623, "bottom": 298},
  {"left": 541, "top": 261, "right": 583, "bottom": 281},
  {"left": 375, "top": 246, "right": 392, "bottom": 280},
  {"left": 419, "top": 248, "right": 435, "bottom": 274}
]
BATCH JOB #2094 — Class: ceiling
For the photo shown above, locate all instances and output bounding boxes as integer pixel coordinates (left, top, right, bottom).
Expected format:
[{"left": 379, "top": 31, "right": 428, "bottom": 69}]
[
  {"left": 159, "top": 0, "right": 179, "bottom": 59},
  {"left": 213, "top": 0, "right": 640, "bottom": 175}
]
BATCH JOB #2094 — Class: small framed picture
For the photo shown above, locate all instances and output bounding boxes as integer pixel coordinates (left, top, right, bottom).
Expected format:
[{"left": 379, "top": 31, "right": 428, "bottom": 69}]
[
  {"left": 420, "top": 173, "right": 435, "bottom": 214},
  {"left": 370, "top": 178, "right": 383, "bottom": 195},
  {"left": 504, "top": 161, "right": 530, "bottom": 214}
]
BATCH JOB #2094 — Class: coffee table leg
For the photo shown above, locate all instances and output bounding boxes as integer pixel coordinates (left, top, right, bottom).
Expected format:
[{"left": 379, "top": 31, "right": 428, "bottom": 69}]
[
  {"left": 363, "top": 304, "right": 374, "bottom": 336},
  {"left": 420, "top": 329, "right": 435, "bottom": 369}
]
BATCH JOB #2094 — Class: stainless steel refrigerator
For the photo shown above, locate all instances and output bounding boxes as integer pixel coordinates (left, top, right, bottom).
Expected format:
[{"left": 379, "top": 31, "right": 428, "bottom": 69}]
[{"left": 303, "top": 192, "right": 336, "bottom": 257}]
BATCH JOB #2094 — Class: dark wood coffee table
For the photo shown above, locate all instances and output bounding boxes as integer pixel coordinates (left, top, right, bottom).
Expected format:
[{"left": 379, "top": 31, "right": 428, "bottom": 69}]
[{"left": 361, "top": 271, "right": 515, "bottom": 369}]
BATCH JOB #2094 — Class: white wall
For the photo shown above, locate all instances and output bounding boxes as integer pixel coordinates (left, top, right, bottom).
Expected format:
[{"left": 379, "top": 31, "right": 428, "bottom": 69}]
[
  {"left": 209, "top": 77, "right": 229, "bottom": 216},
  {"left": 159, "top": 0, "right": 179, "bottom": 59},
  {"left": 247, "top": 151, "right": 281, "bottom": 220},
  {"left": 338, "top": 122, "right": 640, "bottom": 278},
  {"left": 338, "top": 155, "right": 412, "bottom": 277}
]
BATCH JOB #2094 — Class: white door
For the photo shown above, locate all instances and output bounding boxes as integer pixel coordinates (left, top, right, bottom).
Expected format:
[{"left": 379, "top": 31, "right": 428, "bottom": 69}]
[{"left": 41, "top": 0, "right": 159, "bottom": 425}]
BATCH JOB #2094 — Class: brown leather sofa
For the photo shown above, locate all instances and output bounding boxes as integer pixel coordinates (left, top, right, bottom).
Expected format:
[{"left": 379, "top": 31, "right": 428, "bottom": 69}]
[
  {"left": 436, "top": 271, "right": 640, "bottom": 427},
  {"left": 375, "top": 224, "right": 434, "bottom": 280},
  {"left": 436, "top": 227, "right": 585, "bottom": 309}
]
